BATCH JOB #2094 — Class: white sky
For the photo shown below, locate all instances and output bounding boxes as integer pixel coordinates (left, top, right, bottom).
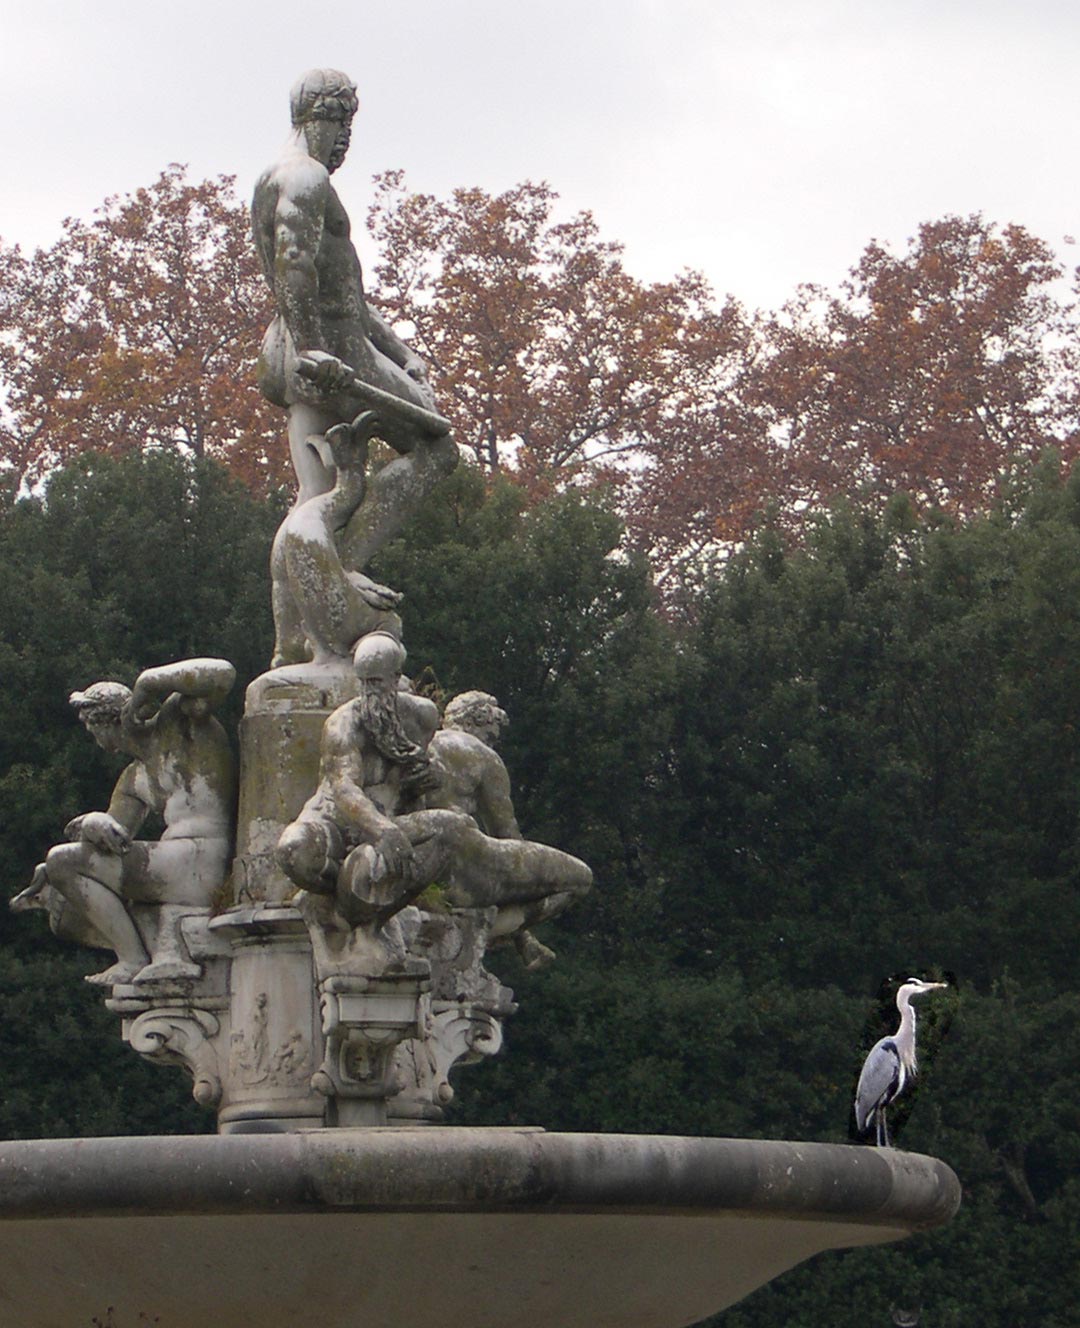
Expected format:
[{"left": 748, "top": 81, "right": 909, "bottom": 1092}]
[{"left": 2, "top": 0, "right": 1078, "bottom": 313}]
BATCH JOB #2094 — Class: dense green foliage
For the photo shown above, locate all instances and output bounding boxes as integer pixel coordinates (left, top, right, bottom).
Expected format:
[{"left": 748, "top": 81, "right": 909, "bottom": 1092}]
[{"left": 1, "top": 451, "right": 1078, "bottom": 1323}]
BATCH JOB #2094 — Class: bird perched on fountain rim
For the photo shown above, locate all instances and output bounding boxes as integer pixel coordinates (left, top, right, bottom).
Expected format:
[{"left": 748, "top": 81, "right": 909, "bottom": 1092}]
[{"left": 854, "top": 978, "right": 948, "bottom": 1147}]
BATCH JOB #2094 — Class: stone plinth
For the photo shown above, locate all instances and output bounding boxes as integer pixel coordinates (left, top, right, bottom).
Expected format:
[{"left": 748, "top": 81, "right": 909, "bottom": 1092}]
[
  {"left": 232, "top": 661, "right": 356, "bottom": 903},
  {"left": 0, "top": 1130, "right": 961, "bottom": 1328},
  {"left": 208, "top": 906, "right": 326, "bottom": 1131}
]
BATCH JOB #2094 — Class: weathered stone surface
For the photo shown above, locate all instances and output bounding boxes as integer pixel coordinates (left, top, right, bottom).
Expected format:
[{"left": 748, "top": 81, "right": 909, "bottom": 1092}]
[
  {"left": 252, "top": 68, "right": 457, "bottom": 668},
  {"left": 11, "top": 659, "right": 237, "bottom": 985},
  {"left": 277, "top": 637, "right": 592, "bottom": 990},
  {"left": 232, "top": 702, "right": 331, "bottom": 904},
  {"left": 0, "top": 1131, "right": 961, "bottom": 1328},
  {"left": 389, "top": 906, "right": 515, "bottom": 1122},
  {"left": 208, "top": 906, "right": 325, "bottom": 1131}
]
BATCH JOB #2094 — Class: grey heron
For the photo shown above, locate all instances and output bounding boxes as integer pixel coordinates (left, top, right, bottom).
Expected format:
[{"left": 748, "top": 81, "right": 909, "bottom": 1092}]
[{"left": 854, "top": 978, "right": 947, "bottom": 1146}]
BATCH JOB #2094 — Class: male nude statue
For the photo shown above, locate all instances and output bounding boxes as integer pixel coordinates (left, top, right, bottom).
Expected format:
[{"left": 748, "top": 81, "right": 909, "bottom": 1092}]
[
  {"left": 276, "top": 635, "right": 592, "bottom": 949},
  {"left": 427, "top": 691, "right": 556, "bottom": 968},
  {"left": 252, "top": 69, "right": 458, "bottom": 665},
  {"left": 11, "top": 659, "right": 237, "bottom": 985},
  {"left": 427, "top": 692, "right": 519, "bottom": 837}
]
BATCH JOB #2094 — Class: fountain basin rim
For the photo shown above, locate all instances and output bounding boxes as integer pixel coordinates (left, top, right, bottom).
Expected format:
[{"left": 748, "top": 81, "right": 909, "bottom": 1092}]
[{"left": 0, "top": 1128, "right": 959, "bottom": 1231}]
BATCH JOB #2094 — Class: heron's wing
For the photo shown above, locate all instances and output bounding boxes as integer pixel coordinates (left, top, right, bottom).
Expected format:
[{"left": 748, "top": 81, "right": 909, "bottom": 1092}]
[{"left": 854, "top": 1038, "right": 901, "bottom": 1133}]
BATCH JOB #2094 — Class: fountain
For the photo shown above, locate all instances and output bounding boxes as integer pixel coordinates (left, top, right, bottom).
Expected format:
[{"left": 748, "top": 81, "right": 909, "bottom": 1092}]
[{"left": 0, "top": 67, "right": 959, "bottom": 1327}]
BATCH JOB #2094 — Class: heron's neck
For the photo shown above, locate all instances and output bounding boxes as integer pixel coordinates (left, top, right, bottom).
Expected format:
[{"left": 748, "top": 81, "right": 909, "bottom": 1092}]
[{"left": 895, "top": 998, "right": 918, "bottom": 1075}]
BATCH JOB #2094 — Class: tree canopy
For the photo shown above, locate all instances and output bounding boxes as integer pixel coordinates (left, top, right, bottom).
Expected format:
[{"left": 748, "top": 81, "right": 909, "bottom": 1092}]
[
  {"left": 5, "top": 170, "right": 1078, "bottom": 591},
  {"left": 0, "top": 167, "right": 279, "bottom": 500},
  {"left": 753, "top": 217, "right": 1078, "bottom": 523}
]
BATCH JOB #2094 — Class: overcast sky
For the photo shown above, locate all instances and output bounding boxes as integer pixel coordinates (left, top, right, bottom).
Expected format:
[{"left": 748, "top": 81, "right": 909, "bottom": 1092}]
[{"left": 3, "top": 0, "right": 1078, "bottom": 312}]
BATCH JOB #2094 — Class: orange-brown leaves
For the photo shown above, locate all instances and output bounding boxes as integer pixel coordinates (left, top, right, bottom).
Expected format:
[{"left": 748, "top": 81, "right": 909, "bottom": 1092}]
[
  {"left": 0, "top": 166, "right": 282, "bottom": 496},
  {"left": 3, "top": 170, "right": 1076, "bottom": 598},
  {"left": 366, "top": 173, "right": 758, "bottom": 583},
  {"left": 752, "top": 216, "right": 1076, "bottom": 530},
  {"left": 367, "top": 184, "right": 1078, "bottom": 589}
]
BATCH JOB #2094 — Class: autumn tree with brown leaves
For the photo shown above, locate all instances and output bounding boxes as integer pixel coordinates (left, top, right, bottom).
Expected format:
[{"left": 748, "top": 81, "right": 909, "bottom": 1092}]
[
  {"left": 752, "top": 215, "right": 1080, "bottom": 528},
  {"left": 364, "top": 172, "right": 768, "bottom": 584},
  {"left": 0, "top": 166, "right": 280, "bottom": 500},
  {"left": 366, "top": 179, "right": 1080, "bottom": 581},
  {"left": 3, "top": 164, "right": 1078, "bottom": 588},
  {"left": 366, "top": 171, "right": 729, "bottom": 476}
]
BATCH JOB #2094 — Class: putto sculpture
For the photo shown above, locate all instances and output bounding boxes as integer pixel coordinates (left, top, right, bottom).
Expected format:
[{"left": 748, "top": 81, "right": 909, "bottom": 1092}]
[{"left": 9, "top": 70, "right": 593, "bottom": 1130}]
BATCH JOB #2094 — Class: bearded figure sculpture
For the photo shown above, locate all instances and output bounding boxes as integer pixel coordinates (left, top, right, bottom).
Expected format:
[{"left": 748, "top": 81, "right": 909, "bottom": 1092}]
[{"left": 276, "top": 633, "right": 592, "bottom": 980}]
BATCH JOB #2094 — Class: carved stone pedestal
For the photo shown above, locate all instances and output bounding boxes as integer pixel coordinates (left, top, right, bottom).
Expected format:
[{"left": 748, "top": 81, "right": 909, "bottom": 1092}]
[
  {"left": 232, "top": 662, "right": 356, "bottom": 905},
  {"left": 103, "top": 900, "right": 511, "bottom": 1132},
  {"left": 388, "top": 907, "right": 516, "bottom": 1123},
  {"left": 390, "top": 997, "right": 505, "bottom": 1122},
  {"left": 316, "top": 974, "right": 427, "bottom": 1126},
  {"left": 209, "top": 906, "right": 324, "bottom": 1133},
  {"left": 106, "top": 911, "right": 232, "bottom": 1111}
]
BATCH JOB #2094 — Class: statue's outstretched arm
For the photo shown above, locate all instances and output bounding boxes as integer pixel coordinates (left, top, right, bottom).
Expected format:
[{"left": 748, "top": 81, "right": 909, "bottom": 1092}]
[
  {"left": 367, "top": 304, "right": 430, "bottom": 386},
  {"left": 129, "top": 658, "right": 236, "bottom": 724}
]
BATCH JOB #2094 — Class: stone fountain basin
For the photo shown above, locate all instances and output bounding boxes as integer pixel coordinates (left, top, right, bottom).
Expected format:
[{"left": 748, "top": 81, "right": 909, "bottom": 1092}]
[{"left": 0, "top": 1127, "right": 959, "bottom": 1328}]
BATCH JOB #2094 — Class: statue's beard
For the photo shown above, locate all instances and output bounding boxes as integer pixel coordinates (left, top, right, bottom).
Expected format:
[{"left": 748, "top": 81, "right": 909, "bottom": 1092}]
[{"left": 357, "top": 682, "right": 431, "bottom": 786}]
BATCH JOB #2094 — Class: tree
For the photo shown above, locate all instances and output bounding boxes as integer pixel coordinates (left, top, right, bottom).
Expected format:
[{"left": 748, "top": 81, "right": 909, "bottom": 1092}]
[
  {"left": 652, "top": 457, "right": 1080, "bottom": 994},
  {"left": 0, "top": 166, "right": 280, "bottom": 499},
  {"left": 750, "top": 215, "right": 1079, "bottom": 531},
  {"left": 0, "top": 450, "right": 281, "bottom": 1141},
  {"left": 6, "top": 168, "right": 1077, "bottom": 586},
  {"left": 369, "top": 185, "right": 1080, "bottom": 585},
  {"left": 366, "top": 172, "right": 761, "bottom": 583}
]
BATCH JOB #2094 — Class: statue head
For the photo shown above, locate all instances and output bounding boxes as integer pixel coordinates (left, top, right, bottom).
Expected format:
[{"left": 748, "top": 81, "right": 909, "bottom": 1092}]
[
  {"left": 70, "top": 681, "right": 132, "bottom": 753},
  {"left": 442, "top": 690, "right": 509, "bottom": 747},
  {"left": 353, "top": 631, "right": 407, "bottom": 689},
  {"left": 352, "top": 633, "right": 430, "bottom": 771},
  {"left": 290, "top": 70, "right": 358, "bottom": 174},
  {"left": 289, "top": 69, "right": 358, "bottom": 126}
]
